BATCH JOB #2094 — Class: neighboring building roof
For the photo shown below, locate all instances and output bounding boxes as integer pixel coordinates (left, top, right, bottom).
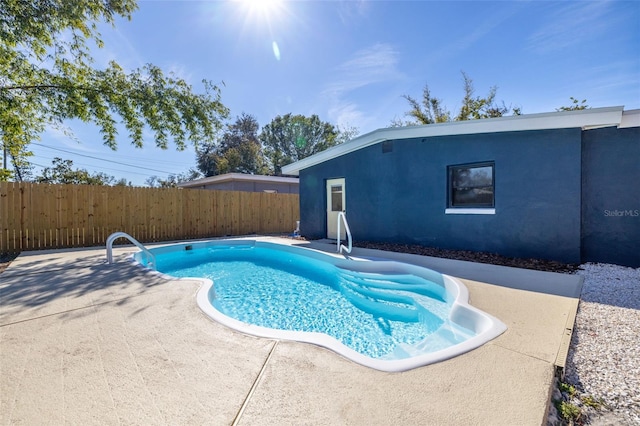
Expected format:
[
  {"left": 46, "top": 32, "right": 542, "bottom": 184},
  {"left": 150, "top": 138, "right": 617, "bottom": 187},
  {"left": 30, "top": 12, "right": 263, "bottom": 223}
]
[
  {"left": 282, "top": 106, "right": 639, "bottom": 176},
  {"left": 178, "top": 173, "right": 298, "bottom": 189}
]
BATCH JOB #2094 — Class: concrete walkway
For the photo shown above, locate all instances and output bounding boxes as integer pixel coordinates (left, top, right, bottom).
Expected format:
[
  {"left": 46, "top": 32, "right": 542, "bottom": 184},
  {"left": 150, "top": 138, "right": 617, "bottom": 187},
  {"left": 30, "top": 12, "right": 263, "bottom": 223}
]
[{"left": 0, "top": 237, "right": 582, "bottom": 425}]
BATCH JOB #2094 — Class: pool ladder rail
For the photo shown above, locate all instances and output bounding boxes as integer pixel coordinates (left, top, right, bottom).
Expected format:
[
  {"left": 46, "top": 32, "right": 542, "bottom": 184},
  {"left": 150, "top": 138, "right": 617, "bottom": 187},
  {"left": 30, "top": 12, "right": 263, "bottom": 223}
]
[
  {"left": 105, "top": 232, "right": 157, "bottom": 270},
  {"left": 337, "top": 211, "right": 352, "bottom": 255}
]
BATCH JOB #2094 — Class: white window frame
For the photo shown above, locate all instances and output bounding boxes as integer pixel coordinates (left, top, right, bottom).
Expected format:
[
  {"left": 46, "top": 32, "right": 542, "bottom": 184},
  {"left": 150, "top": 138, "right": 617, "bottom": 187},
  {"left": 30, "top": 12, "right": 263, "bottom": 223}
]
[
  {"left": 445, "top": 208, "right": 496, "bottom": 215},
  {"left": 446, "top": 161, "right": 495, "bottom": 214}
]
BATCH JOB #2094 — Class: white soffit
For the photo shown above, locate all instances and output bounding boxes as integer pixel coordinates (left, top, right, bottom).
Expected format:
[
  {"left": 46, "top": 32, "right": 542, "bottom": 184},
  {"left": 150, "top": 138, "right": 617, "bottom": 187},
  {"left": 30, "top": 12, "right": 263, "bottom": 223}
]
[{"left": 282, "top": 106, "right": 625, "bottom": 176}]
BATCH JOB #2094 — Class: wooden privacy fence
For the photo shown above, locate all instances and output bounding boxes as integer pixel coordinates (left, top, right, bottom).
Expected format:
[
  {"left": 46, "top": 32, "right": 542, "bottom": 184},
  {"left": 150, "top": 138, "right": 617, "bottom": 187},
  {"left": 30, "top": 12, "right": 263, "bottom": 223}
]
[{"left": 0, "top": 182, "right": 300, "bottom": 253}]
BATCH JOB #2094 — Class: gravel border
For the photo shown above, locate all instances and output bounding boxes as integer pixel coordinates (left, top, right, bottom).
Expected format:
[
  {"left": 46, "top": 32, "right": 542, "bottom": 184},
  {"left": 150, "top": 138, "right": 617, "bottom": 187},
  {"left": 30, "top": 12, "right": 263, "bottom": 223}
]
[{"left": 550, "top": 263, "right": 640, "bottom": 425}]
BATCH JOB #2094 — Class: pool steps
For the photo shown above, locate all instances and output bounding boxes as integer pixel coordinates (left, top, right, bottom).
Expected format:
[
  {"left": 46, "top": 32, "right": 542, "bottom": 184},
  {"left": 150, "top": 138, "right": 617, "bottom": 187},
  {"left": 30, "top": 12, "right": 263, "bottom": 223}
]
[
  {"left": 336, "top": 269, "right": 446, "bottom": 301},
  {"left": 339, "top": 280, "right": 421, "bottom": 323},
  {"left": 336, "top": 270, "right": 447, "bottom": 328},
  {"left": 336, "top": 270, "right": 477, "bottom": 359},
  {"left": 384, "top": 325, "right": 475, "bottom": 359}
]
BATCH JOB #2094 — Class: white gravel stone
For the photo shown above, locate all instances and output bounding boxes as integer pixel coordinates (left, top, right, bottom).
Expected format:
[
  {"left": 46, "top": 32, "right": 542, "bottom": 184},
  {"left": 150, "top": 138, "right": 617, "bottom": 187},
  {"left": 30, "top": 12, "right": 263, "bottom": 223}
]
[{"left": 563, "top": 263, "right": 640, "bottom": 425}]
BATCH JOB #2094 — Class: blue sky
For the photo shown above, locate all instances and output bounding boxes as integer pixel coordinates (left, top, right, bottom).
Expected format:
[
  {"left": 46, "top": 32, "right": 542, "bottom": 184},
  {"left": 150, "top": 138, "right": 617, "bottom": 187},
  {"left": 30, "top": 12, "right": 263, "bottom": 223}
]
[{"left": 32, "top": 0, "right": 640, "bottom": 186}]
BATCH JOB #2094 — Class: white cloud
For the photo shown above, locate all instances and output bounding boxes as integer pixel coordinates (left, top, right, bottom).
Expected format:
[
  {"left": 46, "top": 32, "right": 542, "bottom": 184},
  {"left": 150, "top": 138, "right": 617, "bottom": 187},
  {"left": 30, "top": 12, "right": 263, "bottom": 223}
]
[
  {"left": 44, "top": 124, "right": 96, "bottom": 152},
  {"left": 527, "top": 2, "right": 616, "bottom": 54},
  {"left": 93, "top": 24, "right": 146, "bottom": 71},
  {"left": 327, "top": 102, "right": 365, "bottom": 131},
  {"left": 323, "top": 43, "right": 403, "bottom": 130},
  {"left": 166, "top": 63, "right": 194, "bottom": 85},
  {"left": 451, "top": 9, "right": 518, "bottom": 53},
  {"left": 325, "top": 43, "right": 402, "bottom": 94},
  {"left": 422, "top": 4, "right": 523, "bottom": 67},
  {"left": 566, "top": 60, "right": 640, "bottom": 107},
  {"left": 337, "top": 0, "right": 370, "bottom": 25}
]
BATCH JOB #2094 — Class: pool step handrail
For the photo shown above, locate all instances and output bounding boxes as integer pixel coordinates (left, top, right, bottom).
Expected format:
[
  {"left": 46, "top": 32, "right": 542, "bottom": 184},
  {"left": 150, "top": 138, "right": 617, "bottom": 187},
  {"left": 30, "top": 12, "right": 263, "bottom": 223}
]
[
  {"left": 337, "top": 211, "right": 352, "bottom": 254},
  {"left": 106, "top": 232, "right": 156, "bottom": 270}
]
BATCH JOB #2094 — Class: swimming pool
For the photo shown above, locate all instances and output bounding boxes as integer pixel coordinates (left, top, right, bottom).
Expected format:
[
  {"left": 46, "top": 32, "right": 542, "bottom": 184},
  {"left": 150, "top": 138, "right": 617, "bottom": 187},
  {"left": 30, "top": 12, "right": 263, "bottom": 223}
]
[{"left": 134, "top": 239, "right": 506, "bottom": 372}]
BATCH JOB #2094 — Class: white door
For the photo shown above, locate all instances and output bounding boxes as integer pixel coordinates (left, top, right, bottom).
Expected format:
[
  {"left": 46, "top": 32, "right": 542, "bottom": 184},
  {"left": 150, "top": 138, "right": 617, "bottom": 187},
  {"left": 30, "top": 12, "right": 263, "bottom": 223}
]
[{"left": 326, "top": 178, "right": 346, "bottom": 239}]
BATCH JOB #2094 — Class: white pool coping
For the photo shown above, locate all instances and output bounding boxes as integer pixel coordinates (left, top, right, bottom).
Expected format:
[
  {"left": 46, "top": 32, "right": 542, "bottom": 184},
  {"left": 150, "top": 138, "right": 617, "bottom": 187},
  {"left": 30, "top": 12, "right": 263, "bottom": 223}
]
[
  {"left": 3, "top": 241, "right": 583, "bottom": 424},
  {"left": 133, "top": 239, "right": 507, "bottom": 372}
]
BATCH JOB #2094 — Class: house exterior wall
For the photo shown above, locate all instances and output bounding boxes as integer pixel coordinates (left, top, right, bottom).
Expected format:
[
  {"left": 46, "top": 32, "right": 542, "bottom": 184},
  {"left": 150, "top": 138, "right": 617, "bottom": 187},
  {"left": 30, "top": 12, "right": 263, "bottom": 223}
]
[
  {"left": 198, "top": 181, "right": 298, "bottom": 193},
  {"left": 300, "top": 128, "right": 583, "bottom": 263},
  {"left": 581, "top": 126, "right": 640, "bottom": 267}
]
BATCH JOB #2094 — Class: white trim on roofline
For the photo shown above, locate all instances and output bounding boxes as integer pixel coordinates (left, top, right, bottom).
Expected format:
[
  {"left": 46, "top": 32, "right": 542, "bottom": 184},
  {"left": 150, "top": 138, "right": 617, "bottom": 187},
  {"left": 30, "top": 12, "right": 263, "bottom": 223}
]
[
  {"left": 282, "top": 106, "right": 627, "bottom": 176},
  {"left": 620, "top": 109, "right": 640, "bottom": 128},
  {"left": 178, "top": 172, "right": 298, "bottom": 188}
]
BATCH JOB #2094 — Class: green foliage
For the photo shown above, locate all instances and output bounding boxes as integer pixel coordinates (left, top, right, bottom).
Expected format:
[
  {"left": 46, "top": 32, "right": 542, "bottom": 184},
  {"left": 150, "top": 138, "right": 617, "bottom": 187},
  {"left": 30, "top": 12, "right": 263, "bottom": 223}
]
[
  {"left": 559, "top": 382, "right": 578, "bottom": 398},
  {"left": 456, "top": 72, "right": 513, "bottom": 120},
  {"left": 0, "top": 168, "right": 11, "bottom": 181},
  {"left": 398, "top": 71, "right": 520, "bottom": 126},
  {"left": 335, "top": 124, "right": 360, "bottom": 144},
  {"left": 196, "top": 113, "right": 267, "bottom": 177},
  {"left": 555, "top": 400, "right": 581, "bottom": 423},
  {"left": 35, "top": 157, "right": 119, "bottom": 185},
  {"left": 580, "top": 395, "right": 604, "bottom": 410},
  {"left": 145, "top": 169, "right": 201, "bottom": 188},
  {"left": 259, "top": 114, "right": 342, "bottom": 175},
  {"left": 402, "top": 85, "right": 451, "bottom": 125},
  {"left": 0, "top": 0, "right": 229, "bottom": 181},
  {"left": 557, "top": 97, "right": 589, "bottom": 112},
  {"left": 2, "top": 142, "right": 33, "bottom": 181},
  {"left": 553, "top": 380, "right": 607, "bottom": 424},
  {"left": 114, "top": 178, "right": 132, "bottom": 186}
]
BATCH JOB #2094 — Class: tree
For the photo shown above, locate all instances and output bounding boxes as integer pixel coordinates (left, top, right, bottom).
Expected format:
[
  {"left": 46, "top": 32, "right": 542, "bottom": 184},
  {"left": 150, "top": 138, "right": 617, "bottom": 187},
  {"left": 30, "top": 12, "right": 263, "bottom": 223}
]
[
  {"left": 0, "top": 0, "right": 229, "bottom": 181},
  {"left": 114, "top": 178, "right": 132, "bottom": 186},
  {"left": 398, "top": 71, "right": 520, "bottom": 126},
  {"left": 402, "top": 85, "right": 451, "bottom": 125},
  {"left": 259, "top": 114, "right": 342, "bottom": 175},
  {"left": 3, "top": 145, "right": 33, "bottom": 181},
  {"left": 196, "top": 113, "right": 267, "bottom": 177},
  {"left": 336, "top": 124, "right": 360, "bottom": 144},
  {"left": 145, "top": 169, "right": 201, "bottom": 188},
  {"left": 456, "top": 72, "right": 517, "bottom": 120},
  {"left": 557, "top": 97, "right": 589, "bottom": 112},
  {"left": 35, "top": 157, "right": 118, "bottom": 185}
]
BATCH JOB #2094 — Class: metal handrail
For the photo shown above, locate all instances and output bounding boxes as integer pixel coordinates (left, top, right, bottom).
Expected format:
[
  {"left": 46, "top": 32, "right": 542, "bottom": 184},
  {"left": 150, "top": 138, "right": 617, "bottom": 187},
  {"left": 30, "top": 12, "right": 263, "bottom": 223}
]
[
  {"left": 337, "top": 211, "right": 352, "bottom": 254},
  {"left": 106, "top": 232, "right": 156, "bottom": 270}
]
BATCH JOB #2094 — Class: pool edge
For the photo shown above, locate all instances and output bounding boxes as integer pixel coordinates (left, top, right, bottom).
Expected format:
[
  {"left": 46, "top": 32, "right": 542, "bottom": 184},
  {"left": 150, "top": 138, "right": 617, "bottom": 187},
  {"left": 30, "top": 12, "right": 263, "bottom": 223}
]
[{"left": 135, "top": 238, "right": 508, "bottom": 372}]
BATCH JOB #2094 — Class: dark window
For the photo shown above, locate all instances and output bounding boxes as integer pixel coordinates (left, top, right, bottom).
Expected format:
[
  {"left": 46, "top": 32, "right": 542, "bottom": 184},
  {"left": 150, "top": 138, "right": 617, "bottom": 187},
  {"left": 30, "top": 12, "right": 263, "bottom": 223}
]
[
  {"left": 330, "top": 185, "right": 343, "bottom": 212},
  {"left": 448, "top": 162, "right": 495, "bottom": 208}
]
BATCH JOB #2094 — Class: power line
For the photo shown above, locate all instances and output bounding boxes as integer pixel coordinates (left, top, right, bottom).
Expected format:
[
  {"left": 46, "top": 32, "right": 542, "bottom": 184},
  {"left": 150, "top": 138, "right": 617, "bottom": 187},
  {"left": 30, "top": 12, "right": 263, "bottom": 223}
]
[
  {"left": 31, "top": 142, "right": 185, "bottom": 174},
  {"left": 38, "top": 142, "right": 196, "bottom": 167},
  {"left": 31, "top": 155, "right": 159, "bottom": 177}
]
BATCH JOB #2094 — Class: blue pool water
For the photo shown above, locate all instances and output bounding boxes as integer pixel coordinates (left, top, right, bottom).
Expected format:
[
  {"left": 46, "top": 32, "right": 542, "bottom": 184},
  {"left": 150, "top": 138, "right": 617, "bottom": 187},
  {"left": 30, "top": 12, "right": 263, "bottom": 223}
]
[{"left": 136, "top": 240, "right": 507, "bottom": 371}]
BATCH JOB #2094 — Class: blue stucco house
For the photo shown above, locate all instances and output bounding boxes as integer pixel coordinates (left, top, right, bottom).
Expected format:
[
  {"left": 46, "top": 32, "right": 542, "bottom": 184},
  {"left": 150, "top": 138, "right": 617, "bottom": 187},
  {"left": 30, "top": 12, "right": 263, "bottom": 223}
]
[{"left": 282, "top": 107, "right": 640, "bottom": 267}]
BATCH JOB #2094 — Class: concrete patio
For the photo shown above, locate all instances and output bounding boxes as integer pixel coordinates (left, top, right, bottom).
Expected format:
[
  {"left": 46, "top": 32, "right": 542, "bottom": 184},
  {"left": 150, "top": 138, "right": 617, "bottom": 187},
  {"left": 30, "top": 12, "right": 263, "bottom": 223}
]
[{"left": 0, "top": 237, "right": 582, "bottom": 425}]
